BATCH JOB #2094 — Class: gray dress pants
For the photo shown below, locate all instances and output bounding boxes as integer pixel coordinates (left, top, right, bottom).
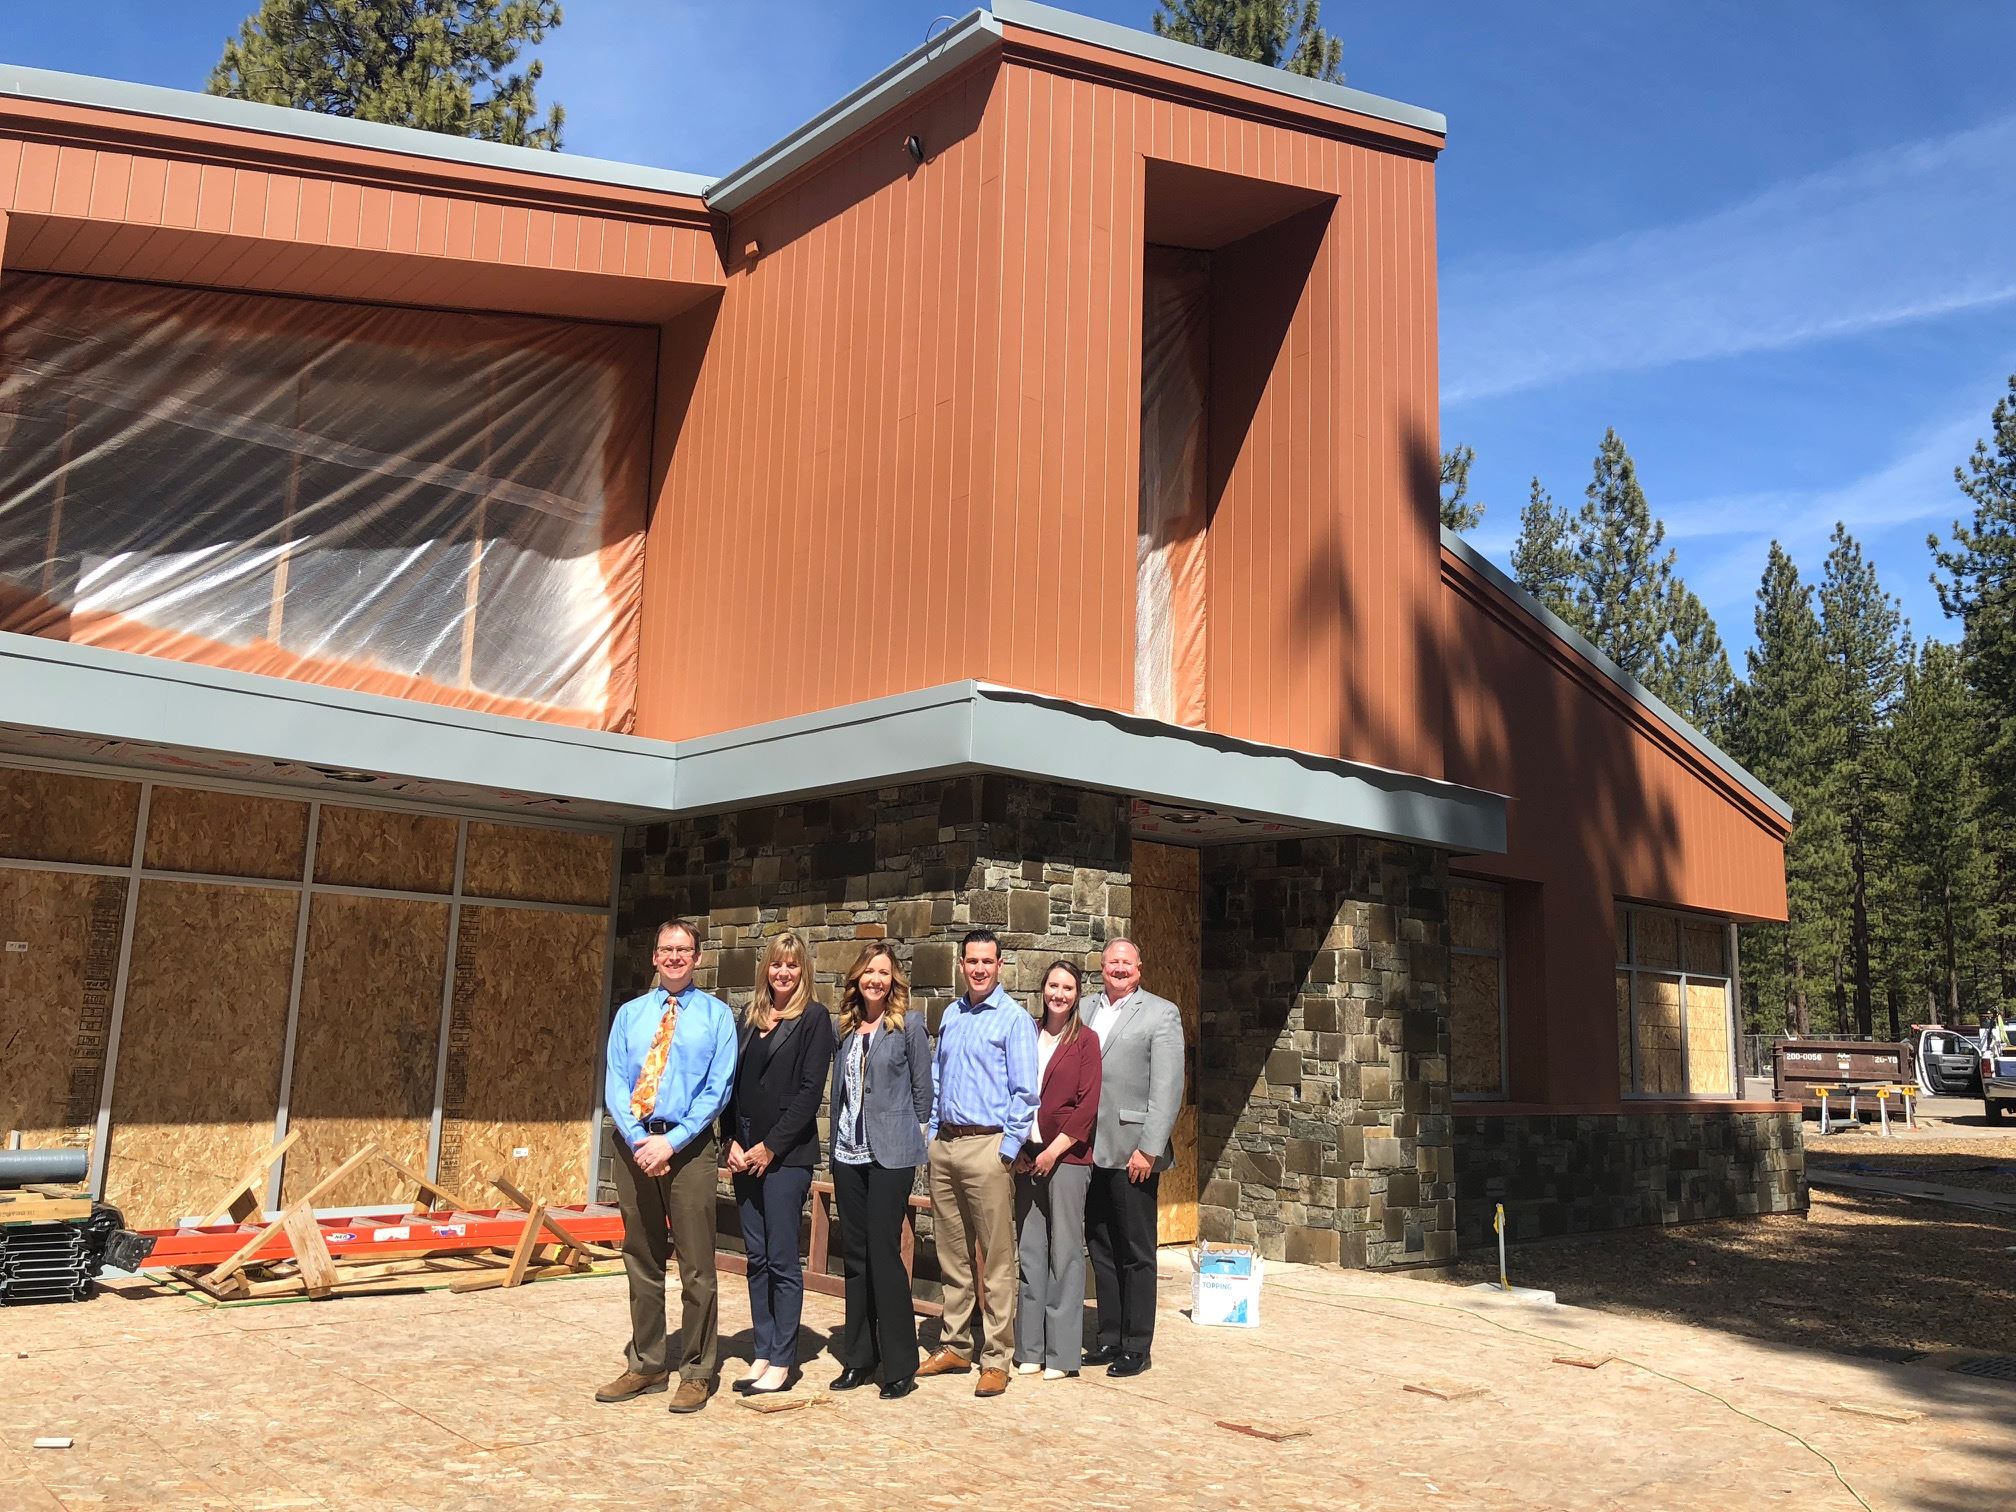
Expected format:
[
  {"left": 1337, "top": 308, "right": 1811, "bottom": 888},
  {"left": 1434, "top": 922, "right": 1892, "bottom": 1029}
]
[{"left": 1014, "top": 1161, "right": 1091, "bottom": 1371}]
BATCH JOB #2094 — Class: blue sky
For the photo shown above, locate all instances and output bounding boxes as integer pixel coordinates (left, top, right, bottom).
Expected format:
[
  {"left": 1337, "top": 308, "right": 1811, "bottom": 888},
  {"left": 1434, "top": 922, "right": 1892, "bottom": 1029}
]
[{"left": 9, "top": 1, "right": 2014, "bottom": 659}]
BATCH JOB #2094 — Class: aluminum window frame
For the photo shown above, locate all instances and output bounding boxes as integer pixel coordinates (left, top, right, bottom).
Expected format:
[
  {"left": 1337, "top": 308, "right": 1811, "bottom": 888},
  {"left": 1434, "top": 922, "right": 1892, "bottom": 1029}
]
[{"left": 1615, "top": 901, "right": 1741, "bottom": 1101}]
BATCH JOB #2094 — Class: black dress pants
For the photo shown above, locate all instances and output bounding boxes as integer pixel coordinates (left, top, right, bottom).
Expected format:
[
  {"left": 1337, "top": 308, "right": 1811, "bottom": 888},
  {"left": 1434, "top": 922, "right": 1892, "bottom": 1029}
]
[
  {"left": 1085, "top": 1165, "right": 1160, "bottom": 1355},
  {"left": 831, "top": 1159, "right": 919, "bottom": 1382}
]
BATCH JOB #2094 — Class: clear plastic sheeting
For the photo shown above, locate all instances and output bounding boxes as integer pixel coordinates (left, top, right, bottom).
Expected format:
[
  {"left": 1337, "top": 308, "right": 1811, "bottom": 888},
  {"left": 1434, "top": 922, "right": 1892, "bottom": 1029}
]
[
  {"left": 0, "top": 273, "right": 651, "bottom": 730},
  {"left": 1136, "top": 247, "right": 1210, "bottom": 728}
]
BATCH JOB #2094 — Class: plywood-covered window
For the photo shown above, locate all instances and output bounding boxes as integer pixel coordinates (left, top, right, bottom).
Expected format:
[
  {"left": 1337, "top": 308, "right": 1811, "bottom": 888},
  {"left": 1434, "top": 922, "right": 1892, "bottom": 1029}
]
[
  {"left": 1449, "top": 880, "right": 1506, "bottom": 1098},
  {"left": 1615, "top": 904, "right": 1737, "bottom": 1097}
]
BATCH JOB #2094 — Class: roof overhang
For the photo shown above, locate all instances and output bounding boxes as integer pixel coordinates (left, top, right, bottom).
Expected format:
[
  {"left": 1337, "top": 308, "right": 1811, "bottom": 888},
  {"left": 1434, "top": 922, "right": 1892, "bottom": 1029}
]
[
  {"left": 0, "top": 633, "right": 1506, "bottom": 851},
  {"left": 1440, "top": 528, "right": 1792, "bottom": 824}
]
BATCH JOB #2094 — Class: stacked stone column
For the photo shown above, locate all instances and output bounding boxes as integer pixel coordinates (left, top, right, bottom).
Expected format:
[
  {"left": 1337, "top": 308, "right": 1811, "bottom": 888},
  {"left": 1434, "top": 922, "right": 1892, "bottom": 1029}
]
[{"left": 1197, "top": 836, "right": 1455, "bottom": 1268}]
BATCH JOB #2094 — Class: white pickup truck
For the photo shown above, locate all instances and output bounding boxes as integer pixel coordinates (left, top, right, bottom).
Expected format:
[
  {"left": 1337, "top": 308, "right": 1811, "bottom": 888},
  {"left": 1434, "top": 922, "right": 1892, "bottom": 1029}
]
[{"left": 1986, "top": 1046, "right": 2016, "bottom": 1123}]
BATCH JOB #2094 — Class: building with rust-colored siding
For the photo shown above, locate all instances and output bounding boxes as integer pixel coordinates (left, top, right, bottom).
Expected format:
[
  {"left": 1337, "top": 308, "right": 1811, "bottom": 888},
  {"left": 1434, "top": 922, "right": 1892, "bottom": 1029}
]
[{"left": 0, "top": 1, "right": 1799, "bottom": 1260}]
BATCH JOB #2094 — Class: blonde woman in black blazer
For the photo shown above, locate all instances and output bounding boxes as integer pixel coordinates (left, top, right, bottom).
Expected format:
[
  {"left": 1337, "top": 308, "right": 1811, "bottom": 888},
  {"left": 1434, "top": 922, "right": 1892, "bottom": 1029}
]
[
  {"left": 827, "top": 943, "right": 933, "bottom": 1400},
  {"left": 721, "top": 931, "right": 835, "bottom": 1395}
]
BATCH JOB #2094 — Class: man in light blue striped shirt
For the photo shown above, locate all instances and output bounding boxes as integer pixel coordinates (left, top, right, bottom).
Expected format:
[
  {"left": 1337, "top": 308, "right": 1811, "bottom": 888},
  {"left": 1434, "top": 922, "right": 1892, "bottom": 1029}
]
[{"left": 918, "top": 928, "right": 1038, "bottom": 1396}]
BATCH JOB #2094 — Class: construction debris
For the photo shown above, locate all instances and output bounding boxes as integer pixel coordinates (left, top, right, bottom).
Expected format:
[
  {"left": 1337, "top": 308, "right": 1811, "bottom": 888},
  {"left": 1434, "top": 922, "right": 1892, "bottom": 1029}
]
[{"left": 114, "top": 1137, "right": 624, "bottom": 1303}]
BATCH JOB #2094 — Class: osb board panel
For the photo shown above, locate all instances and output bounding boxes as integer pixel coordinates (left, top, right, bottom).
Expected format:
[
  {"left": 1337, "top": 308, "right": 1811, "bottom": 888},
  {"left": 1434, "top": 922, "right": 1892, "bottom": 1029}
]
[
  {"left": 313, "top": 805, "right": 457, "bottom": 894},
  {"left": 0, "top": 868, "right": 126, "bottom": 1147},
  {"left": 104, "top": 881, "right": 296, "bottom": 1227},
  {"left": 1449, "top": 884, "right": 1503, "bottom": 953},
  {"left": 279, "top": 893, "right": 450, "bottom": 1207},
  {"left": 143, "top": 786, "right": 309, "bottom": 880},
  {"left": 461, "top": 822, "right": 612, "bottom": 906},
  {"left": 1133, "top": 841, "right": 1199, "bottom": 1246},
  {"left": 1449, "top": 953, "right": 1503, "bottom": 1096},
  {"left": 0, "top": 766, "right": 139, "bottom": 865},
  {"left": 1633, "top": 912, "right": 1680, "bottom": 971},
  {"left": 1686, "top": 981, "right": 1734, "bottom": 1095},
  {"left": 1615, "top": 974, "right": 1633, "bottom": 1092},
  {"left": 437, "top": 905, "right": 605, "bottom": 1204},
  {"left": 1682, "top": 922, "right": 1728, "bottom": 977},
  {"left": 1131, "top": 838, "right": 1199, "bottom": 895},
  {"left": 1634, "top": 973, "right": 1686, "bottom": 1096}
]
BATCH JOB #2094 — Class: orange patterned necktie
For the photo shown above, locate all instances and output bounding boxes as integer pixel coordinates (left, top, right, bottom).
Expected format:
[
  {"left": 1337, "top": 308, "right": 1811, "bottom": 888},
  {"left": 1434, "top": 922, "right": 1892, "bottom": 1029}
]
[{"left": 629, "top": 994, "right": 678, "bottom": 1123}]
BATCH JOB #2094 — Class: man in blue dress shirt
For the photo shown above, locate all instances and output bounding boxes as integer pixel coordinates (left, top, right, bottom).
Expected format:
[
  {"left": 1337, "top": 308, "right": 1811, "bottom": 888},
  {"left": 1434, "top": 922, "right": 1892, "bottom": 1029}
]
[
  {"left": 917, "top": 928, "right": 1039, "bottom": 1397},
  {"left": 596, "top": 919, "right": 738, "bottom": 1414}
]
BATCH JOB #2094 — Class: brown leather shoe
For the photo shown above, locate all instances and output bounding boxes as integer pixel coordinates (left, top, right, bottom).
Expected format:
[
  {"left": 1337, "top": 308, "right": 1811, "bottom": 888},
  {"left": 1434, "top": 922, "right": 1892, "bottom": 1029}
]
[
  {"left": 974, "top": 1367, "right": 1010, "bottom": 1397},
  {"left": 666, "top": 1378, "right": 713, "bottom": 1414},
  {"left": 594, "top": 1370, "right": 669, "bottom": 1403},
  {"left": 916, "top": 1347, "right": 972, "bottom": 1377}
]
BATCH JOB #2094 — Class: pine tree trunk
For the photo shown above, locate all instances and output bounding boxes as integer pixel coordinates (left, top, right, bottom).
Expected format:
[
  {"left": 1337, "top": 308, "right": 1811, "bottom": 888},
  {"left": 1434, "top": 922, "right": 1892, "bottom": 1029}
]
[
  {"left": 1942, "top": 878, "right": 1960, "bottom": 1026},
  {"left": 1885, "top": 981, "right": 1899, "bottom": 1041},
  {"left": 1832, "top": 955, "right": 1848, "bottom": 1036},
  {"left": 1850, "top": 811, "right": 1874, "bottom": 1037},
  {"left": 1789, "top": 949, "right": 1810, "bottom": 1038}
]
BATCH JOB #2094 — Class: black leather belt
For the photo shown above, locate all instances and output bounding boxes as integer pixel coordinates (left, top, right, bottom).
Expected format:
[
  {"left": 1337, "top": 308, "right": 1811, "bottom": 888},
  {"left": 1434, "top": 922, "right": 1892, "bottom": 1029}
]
[
  {"left": 938, "top": 1123, "right": 1002, "bottom": 1139},
  {"left": 641, "top": 1117, "right": 674, "bottom": 1135}
]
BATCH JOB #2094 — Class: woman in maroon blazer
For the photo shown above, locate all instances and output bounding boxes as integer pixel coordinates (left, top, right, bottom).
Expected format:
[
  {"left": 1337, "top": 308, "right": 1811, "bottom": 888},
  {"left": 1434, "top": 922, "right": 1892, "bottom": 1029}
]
[{"left": 1012, "top": 959, "right": 1102, "bottom": 1378}]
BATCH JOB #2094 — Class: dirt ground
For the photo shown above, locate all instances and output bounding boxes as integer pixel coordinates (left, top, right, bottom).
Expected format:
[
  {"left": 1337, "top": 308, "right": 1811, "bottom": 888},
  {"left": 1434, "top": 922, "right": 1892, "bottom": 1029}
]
[
  {"left": 1455, "top": 1119, "right": 2016, "bottom": 1362},
  {"left": 5, "top": 1247, "right": 2012, "bottom": 1511}
]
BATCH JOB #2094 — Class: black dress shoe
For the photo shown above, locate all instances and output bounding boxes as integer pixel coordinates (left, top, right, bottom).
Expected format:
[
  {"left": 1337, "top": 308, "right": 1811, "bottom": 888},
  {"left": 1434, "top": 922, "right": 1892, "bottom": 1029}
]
[
  {"left": 1082, "top": 1344, "right": 1121, "bottom": 1367},
  {"left": 831, "top": 1366, "right": 876, "bottom": 1391},
  {"left": 1106, "top": 1352, "right": 1152, "bottom": 1378},
  {"left": 878, "top": 1377, "right": 918, "bottom": 1400}
]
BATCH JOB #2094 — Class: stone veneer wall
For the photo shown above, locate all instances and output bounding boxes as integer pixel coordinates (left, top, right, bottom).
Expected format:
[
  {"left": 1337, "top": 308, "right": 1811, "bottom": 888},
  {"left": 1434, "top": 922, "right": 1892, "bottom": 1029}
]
[
  {"left": 1452, "top": 1110, "right": 1807, "bottom": 1248},
  {"left": 602, "top": 775, "right": 1131, "bottom": 1204},
  {"left": 1196, "top": 836, "right": 1455, "bottom": 1269}
]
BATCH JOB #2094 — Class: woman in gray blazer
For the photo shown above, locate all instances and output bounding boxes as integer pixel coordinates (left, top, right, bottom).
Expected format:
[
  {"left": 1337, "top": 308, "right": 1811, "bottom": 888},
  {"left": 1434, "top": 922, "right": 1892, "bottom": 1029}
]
[{"left": 827, "top": 944, "right": 933, "bottom": 1400}]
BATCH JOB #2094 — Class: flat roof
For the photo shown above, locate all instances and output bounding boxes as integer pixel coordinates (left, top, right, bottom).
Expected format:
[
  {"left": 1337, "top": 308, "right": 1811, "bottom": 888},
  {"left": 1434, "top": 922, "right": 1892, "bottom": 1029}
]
[
  {"left": 0, "top": 62, "right": 714, "bottom": 198},
  {"left": 1441, "top": 528, "right": 1793, "bottom": 823},
  {"left": 3, "top": 2, "right": 1444, "bottom": 215},
  {"left": 0, "top": 633, "right": 1506, "bottom": 852}
]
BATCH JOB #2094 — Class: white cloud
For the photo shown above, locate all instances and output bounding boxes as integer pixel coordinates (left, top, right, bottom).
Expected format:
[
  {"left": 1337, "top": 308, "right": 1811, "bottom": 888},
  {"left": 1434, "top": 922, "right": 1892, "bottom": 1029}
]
[{"left": 1442, "top": 115, "right": 2016, "bottom": 403}]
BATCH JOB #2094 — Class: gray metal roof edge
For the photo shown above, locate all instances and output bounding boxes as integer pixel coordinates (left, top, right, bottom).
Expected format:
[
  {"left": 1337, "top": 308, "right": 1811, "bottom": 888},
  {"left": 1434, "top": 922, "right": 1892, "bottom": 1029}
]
[
  {"left": 0, "top": 631, "right": 671, "bottom": 760},
  {"left": 1439, "top": 528, "right": 1794, "bottom": 823},
  {"left": 703, "top": 10, "right": 1003, "bottom": 213},
  {"left": 990, "top": 0, "right": 1445, "bottom": 139},
  {"left": 0, "top": 62, "right": 713, "bottom": 199}
]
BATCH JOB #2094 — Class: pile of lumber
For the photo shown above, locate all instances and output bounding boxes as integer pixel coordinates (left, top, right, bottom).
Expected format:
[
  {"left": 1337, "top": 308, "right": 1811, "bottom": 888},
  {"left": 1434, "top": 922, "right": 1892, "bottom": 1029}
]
[{"left": 133, "top": 1133, "right": 624, "bottom": 1303}]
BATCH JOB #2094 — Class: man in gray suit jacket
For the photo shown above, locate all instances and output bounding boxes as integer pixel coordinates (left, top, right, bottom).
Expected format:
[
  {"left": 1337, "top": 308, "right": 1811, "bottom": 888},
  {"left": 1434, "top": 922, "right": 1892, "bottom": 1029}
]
[{"left": 1079, "top": 936, "right": 1184, "bottom": 1377}]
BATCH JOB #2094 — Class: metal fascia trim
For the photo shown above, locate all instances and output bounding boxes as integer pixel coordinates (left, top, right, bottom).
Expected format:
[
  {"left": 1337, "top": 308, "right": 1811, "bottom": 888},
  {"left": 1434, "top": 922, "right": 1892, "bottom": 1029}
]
[
  {"left": 666, "top": 682, "right": 982, "bottom": 814},
  {"left": 703, "top": 9, "right": 1002, "bottom": 213},
  {"left": 989, "top": 0, "right": 1445, "bottom": 138},
  {"left": 970, "top": 684, "right": 1507, "bottom": 852},
  {"left": 0, "top": 63, "right": 714, "bottom": 198},
  {"left": 0, "top": 632, "right": 675, "bottom": 813},
  {"left": 1440, "top": 528, "right": 1793, "bottom": 822}
]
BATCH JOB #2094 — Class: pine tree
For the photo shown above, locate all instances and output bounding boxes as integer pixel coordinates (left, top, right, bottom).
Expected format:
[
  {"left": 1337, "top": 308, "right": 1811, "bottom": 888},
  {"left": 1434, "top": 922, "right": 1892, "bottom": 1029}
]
[
  {"left": 1511, "top": 477, "right": 1579, "bottom": 623},
  {"left": 1818, "top": 524, "right": 1906, "bottom": 1037},
  {"left": 1152, "top": 0, "right": 1345, "bottom": 81},
  {"left": 209, "top": 0, "right": 565, "bottom": 149},
  {"left": 1728, "top": 543, "right": 1848, "bottom": 1037},
  {"left": 1881, "top": 641, "right": 1995, "bottom": 1026},
  {"left": 1932, "top": 373, "right": 2016, "bottom": 1012},
  {"left": 1440, "top": 445, "right": 1484, "bottom": 532},
  {"left": 1572, "top": 429, "right": 1675, "bottom": 682},
  {"left": 1650, "top": 580, "right": 1735, "bottom": 739}
]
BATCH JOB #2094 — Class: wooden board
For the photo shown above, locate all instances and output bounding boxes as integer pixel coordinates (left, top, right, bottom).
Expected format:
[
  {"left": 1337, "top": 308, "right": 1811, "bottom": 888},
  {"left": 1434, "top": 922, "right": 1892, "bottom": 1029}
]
[
  {"left": 437, "top": 905, "right": 606, "bottom": 1203},
  {"left": 0, "top": 869, "right": 126, "bottom": 1147},
  {"left": 1449, "top": 883, "right": 1503, "bottom": 953},
  {"left": 1685, "top": 980, "right": 1734, "bottom": 1095},
  {"left": 312, "top": 805, "right": 457, "bottom": 893},
  {"left": 461, "top": 822, "right": 611, "bottom": 906},
  {"left": 1132, "top": 840, "right": 1200, "bottom": 1246},
  {"left": 102, "top": 881, "right": 296, "bottom": 1228},
  {"left": 1633, "top": 973, "right": 1687, "bottom": 1095},
  {"left": 279, "top": 893, "right": 451, "bottom": 1207},
  {"left": 143, "top": 786, "right": 309, "bottom": 880},
  {"left": 1449, "top": 953, "right": 1503, "bottom": 1097},
  {"left": 0, "top": 766, "right": 140, "bottom": 865},
  {"left": 1614, "top": 974, "right": 1634, "bottom": 1093}
]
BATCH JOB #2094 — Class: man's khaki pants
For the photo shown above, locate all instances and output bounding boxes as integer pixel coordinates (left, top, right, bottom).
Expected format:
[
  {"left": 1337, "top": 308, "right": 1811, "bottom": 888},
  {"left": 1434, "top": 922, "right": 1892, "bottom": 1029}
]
[
  {"left": 928, "top": 1132, "right": 1018, "bottom": 1371},
  {"left": 612, "top": 1131, "right": 719, "bottom": 1382}
]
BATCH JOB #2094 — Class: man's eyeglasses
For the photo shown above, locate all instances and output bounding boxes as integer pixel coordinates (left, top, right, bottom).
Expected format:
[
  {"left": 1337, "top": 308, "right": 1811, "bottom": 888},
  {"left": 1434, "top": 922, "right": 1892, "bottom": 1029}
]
[{"left": 654, "top": 945, "right": 697, "bottom": 958}]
